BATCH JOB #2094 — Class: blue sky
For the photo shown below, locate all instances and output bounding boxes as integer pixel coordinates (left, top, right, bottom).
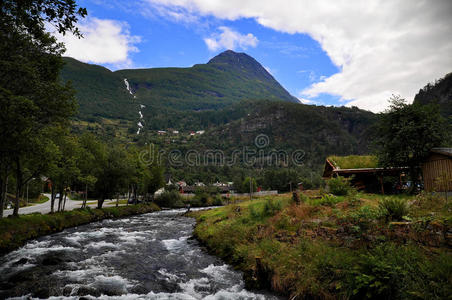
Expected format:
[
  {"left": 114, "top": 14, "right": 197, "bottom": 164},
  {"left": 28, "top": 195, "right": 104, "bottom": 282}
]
[{"left": 57, "top": 0, "right": 452, "bottom": 112}]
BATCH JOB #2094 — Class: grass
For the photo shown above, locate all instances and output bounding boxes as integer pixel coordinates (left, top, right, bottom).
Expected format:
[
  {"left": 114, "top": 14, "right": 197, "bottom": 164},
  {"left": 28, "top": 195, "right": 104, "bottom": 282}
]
[
  {"left": 33, "top": 194, "right": 49, "bottom": 204},
  {"left": 6, "top": 193, "right": 49, "bottom": 208},
  {"left": 190, "top": 191, "right": 452, "bottom": 299},
  {"left": 0, "top": 203, "right": 160, "bottom": 255},
  {"left": 328, "top": 155, "right": 378, "bottom": 169}
]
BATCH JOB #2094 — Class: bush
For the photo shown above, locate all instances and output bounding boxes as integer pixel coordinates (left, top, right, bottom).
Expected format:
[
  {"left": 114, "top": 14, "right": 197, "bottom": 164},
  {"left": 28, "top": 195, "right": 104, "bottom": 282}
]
[
  {"left": 193, "top": 191, "right": 209, "bottom": 205},
  {"left": 212, "top": 195, "right": 223, "bottom": 206},
  {"left": 155, "top": 190, "right": 183, "bottom": 208},
  {"left": 349, "top": 243, "right": 452, "bottom": 299},
  {"left": 378, "top": 197, "right": 409, "bottom": 221},
  {"left": 327, "top": 176, "right": 354, "bottom": 196},
  {"left": 248, "top": 198, "right": 282, "bottom": 221},
  {"left": 308, "top": 194, "right": 342, "bottom": 207},
  {"left": 263, "top": 198, "right": 282, "bottom": 216}
]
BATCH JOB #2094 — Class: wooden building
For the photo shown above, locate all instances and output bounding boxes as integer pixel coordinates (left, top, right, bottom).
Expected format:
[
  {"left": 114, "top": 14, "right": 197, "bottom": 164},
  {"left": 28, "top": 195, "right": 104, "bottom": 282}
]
[
  {"left": 322, "top": 155, "right": 408, "bottom": 194},
  {"left": 422, "top": 148, "right": 452, "bottom": 192}
]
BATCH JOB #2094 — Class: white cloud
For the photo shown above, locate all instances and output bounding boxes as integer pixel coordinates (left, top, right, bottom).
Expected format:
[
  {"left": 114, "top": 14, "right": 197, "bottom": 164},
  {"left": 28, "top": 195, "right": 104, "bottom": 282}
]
[
  {"left": 143, "top": 0, "right": 452, "bottom": 112},
  {"left": 298, "top": 97, "right": 314, "bottom": 104},
  {"left": 53, "top": 17, "right": 141, "bottom": 67},
  {"left": 204, "top": 26, "right": 258, "bottom": 51}
]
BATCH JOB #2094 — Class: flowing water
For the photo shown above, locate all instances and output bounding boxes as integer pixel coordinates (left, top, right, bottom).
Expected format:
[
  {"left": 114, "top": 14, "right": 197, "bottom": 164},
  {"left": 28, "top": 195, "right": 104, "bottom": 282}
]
[{"left": 0, "top": 209, "right": 281, "bottom": 299}]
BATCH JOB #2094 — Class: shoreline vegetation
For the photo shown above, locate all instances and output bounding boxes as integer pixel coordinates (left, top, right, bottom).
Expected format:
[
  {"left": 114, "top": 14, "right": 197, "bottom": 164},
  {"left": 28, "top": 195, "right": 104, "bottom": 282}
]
[
  {"left": 190, "top": 192, "right": 452, "bottom": 299},
  {"left": 0, "top": 203, "right": 160, "bottom": 256}
]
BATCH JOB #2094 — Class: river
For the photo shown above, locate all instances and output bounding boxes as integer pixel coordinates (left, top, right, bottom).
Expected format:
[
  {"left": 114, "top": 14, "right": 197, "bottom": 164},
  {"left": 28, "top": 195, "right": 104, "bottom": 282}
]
[{"left": 0, "top": 209, "right": 281, "bottom": 299}]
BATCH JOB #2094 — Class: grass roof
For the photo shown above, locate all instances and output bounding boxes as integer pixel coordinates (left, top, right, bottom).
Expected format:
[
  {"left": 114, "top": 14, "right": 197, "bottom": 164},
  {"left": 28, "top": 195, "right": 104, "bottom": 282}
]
[{"left": 327, "top": 155, "right": 378, "bottom": 169}]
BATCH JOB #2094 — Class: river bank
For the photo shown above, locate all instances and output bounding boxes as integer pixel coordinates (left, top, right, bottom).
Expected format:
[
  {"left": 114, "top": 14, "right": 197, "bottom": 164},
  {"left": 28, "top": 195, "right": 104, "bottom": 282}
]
[
  {"left": 0, "top": 203, "right": 160, "bottom": 256},
  {"left": 190, "top": 193, "right": 452, "bottom": 299}
]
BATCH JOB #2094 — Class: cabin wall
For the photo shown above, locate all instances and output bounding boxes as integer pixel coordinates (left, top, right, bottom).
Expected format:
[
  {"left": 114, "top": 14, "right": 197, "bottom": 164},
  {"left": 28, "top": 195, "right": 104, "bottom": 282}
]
[{"left": 422, "top": 154, "right": 452, "bottom": 192}]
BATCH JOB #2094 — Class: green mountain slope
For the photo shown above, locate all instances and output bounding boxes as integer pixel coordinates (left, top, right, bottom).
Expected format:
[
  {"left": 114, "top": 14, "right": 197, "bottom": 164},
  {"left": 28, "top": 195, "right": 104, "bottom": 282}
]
[
  {"left": 115, "top": 50, "right": 298, "bottom": 111},
  {"left": 194, "top": 101, "right": 377, "bottom": 167},
  {"left": 60, "top": 57, "right": 137, "bottom": 121},
  {"left": 413, "top": 72, "right": 452, "bottom": 121},
  {"left": 60, "top": 50, "right": 298, "bottom": 121}
]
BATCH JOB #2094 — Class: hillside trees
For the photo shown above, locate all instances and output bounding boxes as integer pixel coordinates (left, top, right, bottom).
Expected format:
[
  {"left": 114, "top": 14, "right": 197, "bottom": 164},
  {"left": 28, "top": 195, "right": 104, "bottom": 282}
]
[
  {"left": 46, "top": 127, "right": 81, "bottom": 213},
  {"left": 94, "top": 144, "right": 130, "bottom": 209},
  {"left": 0, "top": 0, "right": 86, "bottom": 216},
  {"left": 373, "top": 96, "right": 450, "bottom": 191}
]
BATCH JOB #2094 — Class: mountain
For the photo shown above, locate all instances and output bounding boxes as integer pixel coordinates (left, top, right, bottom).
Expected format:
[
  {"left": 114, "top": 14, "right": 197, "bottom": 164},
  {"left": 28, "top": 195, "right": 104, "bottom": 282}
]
[
  {"left": 195, "top": 101, "right": 377, "bottom": 167},
  {"left": 60, "top": 57, "right": 138, "bottom": 121},
  {"left": 413, "top": 72, "right": 452, "bottom": 121},
  {"left": 115, "top": 50, "right": 298, "bottom": 111},
  {"left": 60, "top": 50, "right": 298, "bottom": 121}
]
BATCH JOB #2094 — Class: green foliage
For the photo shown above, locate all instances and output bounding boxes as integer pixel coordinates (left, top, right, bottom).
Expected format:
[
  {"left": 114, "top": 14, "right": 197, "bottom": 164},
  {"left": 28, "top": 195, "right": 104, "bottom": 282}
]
[
  {"left": 61, "top": 50, "right": 297, "bottom": 122},
  {"left": 0, "top": 0, "right": 86, "bottom": 216},
  {"left": 378, "top": 197, "right": 410, "bottom": 221},
  {"left": 249, "top": 198, "right": 282, "bottom": 221},
  {"left": 212, "top": 195, "right": 223, "bottom": 206},
  {"left": 327, "top": 176, "right": 354, "bottom": 196},
  {"left": 308, "top": 194, "right": 343, "bottom": 207},
  {"left": 373, "top": 95, "right": 450, "bottom": 185},
  {"left": 193, "top": 197, "right": 452, "bottom": 299},
  {"left": 414, "top": 72, "right": 452, "bottom": 125},
  {"left": 154, "top": 190, "right": 183, "bottom": 208},
  {"left": 263, "top": 198, "right": 282, "bottom": 216},
  {"left": 60, "top": 57, "right": 138, "bottom": 120},
  {"left": 349, "top": 243, "right": 452, "bottom": 299},
  {"left": 236, "top": 177, "right": 257, "bottom": 194},
  {"left": 262, "top": 169, "right": 300, "bottom": 192}
]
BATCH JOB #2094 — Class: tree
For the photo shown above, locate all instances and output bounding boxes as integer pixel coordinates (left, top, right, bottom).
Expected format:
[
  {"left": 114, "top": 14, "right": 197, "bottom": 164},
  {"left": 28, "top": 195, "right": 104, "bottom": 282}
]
[
  {"left": 373, "top": 96, "right": 450, "bottom": 191},
  {"left": 242, "top": 177, "right": 257, "bottom": 194},
  {"left": 94, "top": 145, "right": 130, "bottom": 209},
  {"left": 77, "top": 133, "right": 102, "bottom": 208},
  {"left": 0, "top": 0, "right": 86, "bottom": 217},
  {"left": 45, "top": 128, "right": 81, "bottom": 212}
]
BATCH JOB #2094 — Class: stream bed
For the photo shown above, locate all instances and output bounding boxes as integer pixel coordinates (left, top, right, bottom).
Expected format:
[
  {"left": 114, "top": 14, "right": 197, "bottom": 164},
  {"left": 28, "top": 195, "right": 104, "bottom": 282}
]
[{"left": 0, "top": 209, "right": 281, "bottom": 299}]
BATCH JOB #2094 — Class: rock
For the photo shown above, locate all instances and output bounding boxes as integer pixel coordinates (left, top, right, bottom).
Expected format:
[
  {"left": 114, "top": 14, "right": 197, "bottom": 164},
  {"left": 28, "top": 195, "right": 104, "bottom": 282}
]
[
  {"left": 42, "top": 256, "right": 65, "bottom": 266},
  {"left": 12, "top": 258, "right": 28, "bottom": 266},
  {"left": 76, "top": 286, "right": 101, "bottom": 297},
  {"left": 33, "top": 287, "right": 50, "bottom": 299}
]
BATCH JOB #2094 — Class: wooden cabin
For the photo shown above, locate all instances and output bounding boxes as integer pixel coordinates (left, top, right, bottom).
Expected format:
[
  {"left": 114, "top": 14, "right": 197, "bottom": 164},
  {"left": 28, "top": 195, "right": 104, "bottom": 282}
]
[
  {"left": 422, "top": 148, "right": 452, "bottom": 192},
  {"left": 322, "top": 155, "right": 408, "bottom": 194}
]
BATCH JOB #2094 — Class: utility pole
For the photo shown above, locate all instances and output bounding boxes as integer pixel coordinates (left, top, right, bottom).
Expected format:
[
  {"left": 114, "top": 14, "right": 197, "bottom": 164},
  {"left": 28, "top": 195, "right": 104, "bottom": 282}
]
[
  {"left": 249, "top": 178, "right": 252, "bottom": 201},
  {"left": 26, "top": 181, "right": 29, "bottom": 206}
]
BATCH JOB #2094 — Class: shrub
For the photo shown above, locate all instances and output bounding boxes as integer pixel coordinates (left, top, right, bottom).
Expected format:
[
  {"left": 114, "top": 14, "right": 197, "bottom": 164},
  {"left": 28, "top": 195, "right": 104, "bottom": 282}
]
[
  {"left": 348, "top": 243, "right": 452, "bottom": 299},
  {"left": 155, "top": 190, "right": 183, "bottom": 208},
  {"left": 378, "top": 197, "right": 409, "bottom": 221},
  {"left": 263, "top": 198, "right": 282, "bottom": 216},
  {"left": 327, "top": 176, "right": 354, "bottom": 196},
  {"left": 248, "top": 198, "right": 282, "bottom": 221},
  {"left": 308, "top": 194, "right": 342, "bottom": 207},
  {"left": 212, "top": 195, "right": 223, "bottom": 206},
  {"left": 193, "top": 191, "right": 209, "bottom": 205}
]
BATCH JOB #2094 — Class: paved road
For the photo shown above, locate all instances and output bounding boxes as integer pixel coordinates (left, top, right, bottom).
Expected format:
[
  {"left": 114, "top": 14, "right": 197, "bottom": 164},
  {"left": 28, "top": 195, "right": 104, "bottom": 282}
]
[{"left": 3, "top": 194, "right": 125, "bottom": 217}]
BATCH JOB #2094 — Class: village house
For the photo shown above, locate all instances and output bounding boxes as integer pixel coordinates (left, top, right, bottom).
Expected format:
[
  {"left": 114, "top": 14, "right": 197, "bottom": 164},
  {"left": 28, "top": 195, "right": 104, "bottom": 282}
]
[{"left": 322, "top": 155, "right": 408, "bottom": 194}]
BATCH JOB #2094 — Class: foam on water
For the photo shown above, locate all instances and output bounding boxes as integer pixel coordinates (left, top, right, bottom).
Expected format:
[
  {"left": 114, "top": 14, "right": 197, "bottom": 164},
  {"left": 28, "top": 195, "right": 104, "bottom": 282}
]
[
  {"left": 0, "top": 208, "right": 280, "bottom": 299},
  {"left": 162, "top": 236, "right": 190, "bottom": 251}
]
